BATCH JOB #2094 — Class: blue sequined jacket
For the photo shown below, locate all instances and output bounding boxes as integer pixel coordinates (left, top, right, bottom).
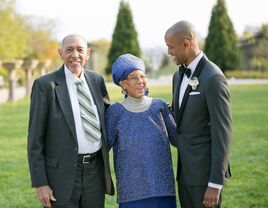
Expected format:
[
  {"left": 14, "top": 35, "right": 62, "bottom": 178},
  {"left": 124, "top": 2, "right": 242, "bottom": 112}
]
[{"left": 106, "top": 98, "right": 177, "bottom": 203}]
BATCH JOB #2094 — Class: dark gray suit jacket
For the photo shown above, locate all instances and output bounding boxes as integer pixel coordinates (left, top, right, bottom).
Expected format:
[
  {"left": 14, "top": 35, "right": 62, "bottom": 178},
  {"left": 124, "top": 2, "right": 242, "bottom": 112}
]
[
  {"left": 27, "top": 66, "right": 114, "bottom": 205},
  {"left": 172, "top": 55, "right": 232, "bottom": 186}
]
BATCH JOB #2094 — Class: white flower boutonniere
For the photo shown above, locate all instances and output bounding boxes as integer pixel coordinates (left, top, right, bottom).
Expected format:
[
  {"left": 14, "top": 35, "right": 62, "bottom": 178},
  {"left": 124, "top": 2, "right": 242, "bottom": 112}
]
[{"left": 189, "top": 77, "right": 199, "bottom": 90}]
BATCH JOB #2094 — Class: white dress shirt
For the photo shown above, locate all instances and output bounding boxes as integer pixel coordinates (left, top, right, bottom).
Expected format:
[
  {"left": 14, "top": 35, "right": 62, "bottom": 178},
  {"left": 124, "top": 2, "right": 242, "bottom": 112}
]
[
  {"left": 64, "top": 66, "right": 102, "bottom": 154},
  {"left": 179, "top": 52, "right": 222, "bottom": 190},
  {"left": 179, "top": 51, "right": 203, "bottom": 107}
]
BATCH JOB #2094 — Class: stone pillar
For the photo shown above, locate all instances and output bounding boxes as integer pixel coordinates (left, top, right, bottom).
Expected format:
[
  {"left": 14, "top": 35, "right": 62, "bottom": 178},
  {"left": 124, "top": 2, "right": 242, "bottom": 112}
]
[
  {"left": 1, "top": 60, "right": 23, "bottom": 102},
  {"left": 37, "top": 59, "right": 52, "bottom": 76},
  {"left": 22, "top": 59, "right": 39, "bottom": 97}
]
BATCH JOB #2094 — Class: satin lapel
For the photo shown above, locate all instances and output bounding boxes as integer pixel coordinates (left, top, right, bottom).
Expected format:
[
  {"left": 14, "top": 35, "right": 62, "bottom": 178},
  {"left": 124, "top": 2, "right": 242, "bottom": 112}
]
[
  {"left": 55, "top": 66, "right": 77, "bottom": 141},
  {"left": 177, "top": 56, "right": 208, "bottom": 125},
  {"left": 173, "top": 70, "right": 184, "bottom": 124}
]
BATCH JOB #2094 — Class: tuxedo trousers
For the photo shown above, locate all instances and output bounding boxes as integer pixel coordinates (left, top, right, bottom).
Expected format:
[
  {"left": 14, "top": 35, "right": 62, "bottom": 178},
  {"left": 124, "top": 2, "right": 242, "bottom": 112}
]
[
  {"left": 52, "top": 152, "right": 105, "bottom": 208},
  {"left": 178, "top": 171, "right": 222, "bottom": 208}
]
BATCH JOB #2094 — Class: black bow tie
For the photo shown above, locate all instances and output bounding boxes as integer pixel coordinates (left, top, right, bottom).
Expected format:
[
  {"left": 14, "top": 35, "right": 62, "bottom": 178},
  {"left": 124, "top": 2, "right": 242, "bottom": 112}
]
[{"left": 179, "top": 65, "right": 191, "bottom": 78}]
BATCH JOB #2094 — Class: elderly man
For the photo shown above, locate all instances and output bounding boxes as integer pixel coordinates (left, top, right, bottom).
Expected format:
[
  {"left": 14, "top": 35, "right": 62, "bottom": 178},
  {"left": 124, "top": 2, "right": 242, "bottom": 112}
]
[{"left": 28, "top": 34, "right": 114, "bottom": 208}]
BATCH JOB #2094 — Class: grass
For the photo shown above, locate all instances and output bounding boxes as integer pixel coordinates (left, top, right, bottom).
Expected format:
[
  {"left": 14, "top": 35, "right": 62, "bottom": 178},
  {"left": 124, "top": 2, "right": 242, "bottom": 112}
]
[{"left": 0, "top": 84, "right": 267, "bottom": 207}]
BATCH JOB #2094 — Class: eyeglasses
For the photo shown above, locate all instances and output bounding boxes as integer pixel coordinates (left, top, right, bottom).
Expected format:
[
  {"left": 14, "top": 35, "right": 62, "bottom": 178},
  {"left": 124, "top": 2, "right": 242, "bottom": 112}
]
[{"left": 125, "top": 74, "right": 148, "bottom": 82}]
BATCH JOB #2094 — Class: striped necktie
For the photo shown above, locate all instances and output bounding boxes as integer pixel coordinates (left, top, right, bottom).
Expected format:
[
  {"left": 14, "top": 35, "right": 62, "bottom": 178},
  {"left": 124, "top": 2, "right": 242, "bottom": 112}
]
[{"left": 75, "top": 79, "right": 101, "bottom": 142}]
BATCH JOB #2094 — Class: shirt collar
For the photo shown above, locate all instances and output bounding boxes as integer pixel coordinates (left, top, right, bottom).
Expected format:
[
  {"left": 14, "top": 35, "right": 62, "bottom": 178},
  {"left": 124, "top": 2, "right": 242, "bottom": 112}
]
[
  {"left": 64, "top": 65, "right": 86, "bottom": 84},
  {"left": 187, "top": 51, "right": 203, "bottom": 74}
]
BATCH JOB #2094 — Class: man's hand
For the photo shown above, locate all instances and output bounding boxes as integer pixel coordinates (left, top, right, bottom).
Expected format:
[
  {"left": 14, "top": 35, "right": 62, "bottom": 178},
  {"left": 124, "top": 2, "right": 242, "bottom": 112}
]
[
  {"left": 203, "top": 186, "right": 221, "bottom": 207},
  {"left": 36, "top": 185, "right": 56, "bottom": 208}
]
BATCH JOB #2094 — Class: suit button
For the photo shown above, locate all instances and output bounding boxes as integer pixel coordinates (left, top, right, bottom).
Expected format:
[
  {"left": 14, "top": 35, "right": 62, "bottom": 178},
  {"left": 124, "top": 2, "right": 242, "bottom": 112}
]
[
  {"left": 73, "top": 164, "right": 77, "bottom": 167},
  {"left": 74, "top": 147, "right": 78, "bottom": 151}
]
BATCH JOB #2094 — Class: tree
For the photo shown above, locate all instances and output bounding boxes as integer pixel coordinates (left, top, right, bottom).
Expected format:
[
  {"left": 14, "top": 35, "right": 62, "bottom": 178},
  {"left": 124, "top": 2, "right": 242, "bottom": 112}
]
[
  {"left": 0, "top": 0, "right": 60, "bottom": 83},
  {"left": 105, "top": 1, "right": 141, "bottom": 74},
  {"left": 0, "top": 4, "right": 29, "bottom": 58},
  {"left": 204, "top": 0, "right": 241, "bottom": 72},
  {"left": 0, "top": 0, "right": 59, "bottom": 61},
  {"left": 89, "top": 39, "right": 111, "bottom": 74},
  {"left": 24, "top": 20, "right": 59, "bottom": 61},
  {"left": 246, "top": 25, "right": 268, "bottom": 70}
]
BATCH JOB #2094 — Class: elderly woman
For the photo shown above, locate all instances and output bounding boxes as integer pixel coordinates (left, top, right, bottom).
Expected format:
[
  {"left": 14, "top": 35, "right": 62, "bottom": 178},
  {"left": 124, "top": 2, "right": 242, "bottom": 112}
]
[{"left": 106, "top": 53, "right": 177, "bottom": 208}]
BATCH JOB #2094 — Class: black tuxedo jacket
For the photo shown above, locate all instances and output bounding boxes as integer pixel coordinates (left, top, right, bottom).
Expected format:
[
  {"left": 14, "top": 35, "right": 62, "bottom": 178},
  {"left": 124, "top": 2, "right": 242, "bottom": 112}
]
[
  {"left": 28, "top": 66, "right": 114, "bottom": 205},
  {"left": 172, "top": 56, "right": 232, "bottom": 186}
]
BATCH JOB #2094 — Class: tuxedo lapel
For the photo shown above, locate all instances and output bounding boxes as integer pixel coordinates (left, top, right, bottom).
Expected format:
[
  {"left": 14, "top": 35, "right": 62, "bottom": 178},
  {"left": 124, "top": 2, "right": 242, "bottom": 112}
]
[
  {"left": 177, "top": 56, "right": 208, "bottom": 126},
  {"left": 55, "top": 67, "right": 77, "bottom": 141},
  {"left": 173, "top": 70, "right": 184, "bottom": 124}
]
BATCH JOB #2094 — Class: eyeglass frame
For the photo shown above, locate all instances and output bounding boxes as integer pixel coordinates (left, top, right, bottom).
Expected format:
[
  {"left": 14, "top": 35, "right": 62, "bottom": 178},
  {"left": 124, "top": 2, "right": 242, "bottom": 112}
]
[{"left": 125, "top": 74, "right": 148, "bottom": 82}]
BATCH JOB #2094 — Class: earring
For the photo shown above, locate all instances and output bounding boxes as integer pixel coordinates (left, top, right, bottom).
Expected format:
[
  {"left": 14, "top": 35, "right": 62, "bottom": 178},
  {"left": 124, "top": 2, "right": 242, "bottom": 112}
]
[
  {"left": 121, "top": 89, "right": 127, "bottom": 95},
  {"left": 145, "top": 87, "right": 149, "bottom": 96}
]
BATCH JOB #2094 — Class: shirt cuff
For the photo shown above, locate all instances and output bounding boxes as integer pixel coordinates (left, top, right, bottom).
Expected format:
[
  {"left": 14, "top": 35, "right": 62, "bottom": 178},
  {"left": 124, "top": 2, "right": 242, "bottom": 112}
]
[{"left": 208, "top": 182, "right": 223, "bottom": 190}]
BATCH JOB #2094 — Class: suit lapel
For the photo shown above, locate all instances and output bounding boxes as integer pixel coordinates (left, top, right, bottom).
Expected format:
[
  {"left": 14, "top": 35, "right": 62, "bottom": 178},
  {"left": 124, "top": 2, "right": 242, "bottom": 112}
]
[
  {"left": 84, "top": 71, "right": 104, "bottom": 129},
  {"left": 176, "top": 55, "right": 208, "bottom": 126},
  {"left": 55, "top": 66, "right": 77, "bottom": 141},
  {"left": 173, "top": 69, "right": 184, "bottom": 124}
]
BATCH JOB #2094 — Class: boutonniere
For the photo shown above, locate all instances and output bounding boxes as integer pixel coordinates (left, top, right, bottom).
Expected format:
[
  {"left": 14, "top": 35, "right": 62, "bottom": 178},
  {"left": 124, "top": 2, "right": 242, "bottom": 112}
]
[{"left": 189, "top": 77, "right": 199, "bottom": 90}]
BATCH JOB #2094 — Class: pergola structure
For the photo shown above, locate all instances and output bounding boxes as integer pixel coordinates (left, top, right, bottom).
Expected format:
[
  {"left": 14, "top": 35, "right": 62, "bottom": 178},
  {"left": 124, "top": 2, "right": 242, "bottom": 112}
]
[
  {"left": 0, "top": 59, "right": 52, "bottom": 102},
  {"left": 0, "top": 47, "right": 99, "bottom": 102}
]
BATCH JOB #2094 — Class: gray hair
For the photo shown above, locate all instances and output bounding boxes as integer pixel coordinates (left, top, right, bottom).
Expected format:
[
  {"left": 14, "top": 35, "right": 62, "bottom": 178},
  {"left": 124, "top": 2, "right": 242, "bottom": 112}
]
[{"left": 60, "top": 34, "right": 87, "bottom": 48}]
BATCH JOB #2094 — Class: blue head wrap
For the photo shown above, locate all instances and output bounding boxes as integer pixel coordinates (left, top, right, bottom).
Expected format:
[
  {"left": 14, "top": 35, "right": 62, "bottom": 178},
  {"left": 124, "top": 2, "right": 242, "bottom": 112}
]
[{"left": 112, "top": 53, "right": 145, "bottom": 86}]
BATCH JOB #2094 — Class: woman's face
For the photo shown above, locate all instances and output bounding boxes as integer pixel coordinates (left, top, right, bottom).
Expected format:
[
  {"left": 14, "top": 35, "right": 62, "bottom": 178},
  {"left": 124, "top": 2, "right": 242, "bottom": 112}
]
[{"left": 120, "top": 69, "right": 147, "bottom": 98}]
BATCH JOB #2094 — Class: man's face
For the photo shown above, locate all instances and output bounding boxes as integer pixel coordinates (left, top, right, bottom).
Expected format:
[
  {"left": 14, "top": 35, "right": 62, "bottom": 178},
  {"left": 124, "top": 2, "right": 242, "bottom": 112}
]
[
  {"left": 165, "top": 32, "right": 187, "bottom": 66},
  {"left": 58, "top": 36, "right": 90, "bottom": 77}
]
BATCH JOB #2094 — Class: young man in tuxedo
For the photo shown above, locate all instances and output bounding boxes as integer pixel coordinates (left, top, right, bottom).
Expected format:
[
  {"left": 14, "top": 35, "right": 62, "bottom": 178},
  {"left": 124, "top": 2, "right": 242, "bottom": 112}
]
[{"left": 164, "top": 20, "right": 232, "bottom": 208}]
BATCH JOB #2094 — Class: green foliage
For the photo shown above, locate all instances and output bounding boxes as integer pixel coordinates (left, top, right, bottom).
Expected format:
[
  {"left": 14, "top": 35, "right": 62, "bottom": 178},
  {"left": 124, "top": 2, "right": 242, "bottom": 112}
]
[
  {"left": 105, "top": 1, "right": 141, "bottom": 75},
  {"left": 0, "top": 7, "right": 29, "bottom": 58},
  {"left": 225, "top": 70, "right": 268, "bottom": 78},
  {"left": 248, "top": 25, "right": 268, "bottom": 70},
  {"left": 25, "top": 26, "right": 59, "bottom": 61},
  {"left": 0, "top": 67, "right": 8, "bottom": 82},
  {"left": 89, "top": 39, "right": 111, "bottom": 74},
  {"left": 0, "top": 0, "right": 59, "bottom": 62},
  {"left": 204, "top": 0, "right": 241, "bottom": 72}
]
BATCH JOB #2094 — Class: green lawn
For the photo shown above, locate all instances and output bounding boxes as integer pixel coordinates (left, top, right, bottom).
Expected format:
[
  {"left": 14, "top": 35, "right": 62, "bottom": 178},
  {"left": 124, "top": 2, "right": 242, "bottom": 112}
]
[{"left": 0, "top": 84, "right": 267, "bottom": 207}]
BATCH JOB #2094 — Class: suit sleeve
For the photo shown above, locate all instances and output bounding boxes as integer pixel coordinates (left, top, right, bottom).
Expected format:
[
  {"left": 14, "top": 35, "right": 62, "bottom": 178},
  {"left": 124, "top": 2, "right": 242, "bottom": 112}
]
[
  {"left": 161, "top": 101, "right": 177, "bottom": 147},
  {"left": 206, "top": 75, "right": 232, "bottom": 185},
  {"left": 105, "top": 106, "right": 118, "bottom": 150},
  {"left": 171, "top": 72, "right": 177, "bottom": 112},
  {"left": 27, "top": 79, "right": 49, "bottom": 187},
  {"left": 99, "top": 75, "right": 110, "bottom": 110}
]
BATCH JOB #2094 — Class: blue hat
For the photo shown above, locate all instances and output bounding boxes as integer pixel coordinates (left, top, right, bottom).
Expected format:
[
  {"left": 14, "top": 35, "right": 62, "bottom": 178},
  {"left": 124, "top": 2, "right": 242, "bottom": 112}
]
[{"left": 112, "top": 53, "right": 145, "bottom": 86}]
